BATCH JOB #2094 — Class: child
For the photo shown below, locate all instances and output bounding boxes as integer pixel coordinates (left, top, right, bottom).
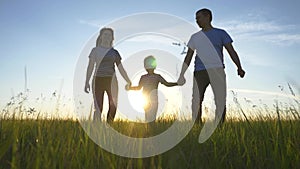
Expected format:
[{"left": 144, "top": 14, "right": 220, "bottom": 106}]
[{"left": 126, "top": 55, "right": 178, "bottom": 122}]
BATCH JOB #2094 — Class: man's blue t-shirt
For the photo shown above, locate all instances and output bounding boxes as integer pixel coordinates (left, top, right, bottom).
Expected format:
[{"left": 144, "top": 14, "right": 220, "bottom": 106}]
[{"left": 187, "top": 28, "right": 233, "bottom": 71}]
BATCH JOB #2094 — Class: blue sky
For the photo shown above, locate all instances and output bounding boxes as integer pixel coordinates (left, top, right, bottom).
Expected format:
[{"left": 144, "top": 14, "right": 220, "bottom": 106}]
[{"left": 1, "top": 0, "right": 300, "bottom": 111}]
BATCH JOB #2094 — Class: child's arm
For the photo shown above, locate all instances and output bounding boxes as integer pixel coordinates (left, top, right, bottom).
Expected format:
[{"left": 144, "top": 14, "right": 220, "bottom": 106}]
[
  {"left": 159, "top": 75, "right": 178, "bottom": 87},
  {"left": 165, "top": 82, "right": 178, "bottom": 87},
  {"left": 127, "top": 85, "right": 142, "bottom": 90},
  {"left": 163, "top": 82, "right": 178, "bottom": 87},
  {"left": 125, "top": 76, "right": 143, "bottom": 91}
]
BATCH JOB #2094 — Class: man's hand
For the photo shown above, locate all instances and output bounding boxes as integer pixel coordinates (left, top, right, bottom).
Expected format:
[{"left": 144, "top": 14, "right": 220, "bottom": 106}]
[{"left": 237, "top": 68, "right": 245, "bottom": 78}]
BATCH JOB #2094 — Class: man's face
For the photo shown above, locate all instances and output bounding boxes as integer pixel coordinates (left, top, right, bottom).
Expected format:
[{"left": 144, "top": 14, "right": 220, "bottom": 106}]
[{"left": 196, "top": 12, "right": 209, "bottom": 28}]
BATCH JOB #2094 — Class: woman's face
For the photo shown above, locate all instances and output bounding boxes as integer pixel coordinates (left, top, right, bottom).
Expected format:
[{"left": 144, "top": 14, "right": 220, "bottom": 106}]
[{"left": 101, "top": 30, "right": 114, "bottom": 44}]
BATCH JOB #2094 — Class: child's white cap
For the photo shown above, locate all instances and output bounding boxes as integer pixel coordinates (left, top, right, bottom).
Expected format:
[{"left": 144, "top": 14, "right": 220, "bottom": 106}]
[{"left": 144, "top": 55, "right": 157, "bottom": 69}]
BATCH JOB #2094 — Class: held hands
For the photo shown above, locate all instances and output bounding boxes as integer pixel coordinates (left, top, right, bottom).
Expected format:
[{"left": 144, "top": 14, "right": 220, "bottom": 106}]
[
  {"left": 177, "top": 75, "right": 186, "bottom": 86},
  {"left": 237, "top": 68, "right": 246, "bottom": 78},
  {"left": 125, "top": 81, "right": 132, "bottom": 91}
]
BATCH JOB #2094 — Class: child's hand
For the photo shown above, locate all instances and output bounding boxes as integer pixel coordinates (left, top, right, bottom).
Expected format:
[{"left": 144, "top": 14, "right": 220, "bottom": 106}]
[{"left": 177, "top": 76, "right": 186, "bottom": 86}]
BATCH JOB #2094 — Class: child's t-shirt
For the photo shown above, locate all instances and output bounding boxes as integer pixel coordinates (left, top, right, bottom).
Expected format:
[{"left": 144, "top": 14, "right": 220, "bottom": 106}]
[{"left": 138, "top": 73, "right": 168, "bottom": 100}]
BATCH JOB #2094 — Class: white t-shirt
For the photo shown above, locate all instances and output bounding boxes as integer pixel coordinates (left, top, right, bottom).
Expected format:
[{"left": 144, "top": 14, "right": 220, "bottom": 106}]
[{"left": 187, "top": 28, "right": 233, "bottom": 71}]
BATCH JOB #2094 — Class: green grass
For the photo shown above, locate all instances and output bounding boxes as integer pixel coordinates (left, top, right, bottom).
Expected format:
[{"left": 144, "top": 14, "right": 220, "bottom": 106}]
[
  {"left": 1, "top": 88, "right": 299, "bottom": 168},
  {"left": 0, "top": 118, "right": 299, "bottom": 169}
]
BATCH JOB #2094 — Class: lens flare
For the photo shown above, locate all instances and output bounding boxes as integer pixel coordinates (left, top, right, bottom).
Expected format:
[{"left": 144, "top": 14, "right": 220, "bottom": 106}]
[{"left": 127, "top": 90, "right": 147, "bottom": 112}]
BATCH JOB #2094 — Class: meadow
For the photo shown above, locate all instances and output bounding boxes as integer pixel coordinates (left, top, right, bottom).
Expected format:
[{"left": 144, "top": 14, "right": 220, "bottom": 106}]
[
  {"left": 0, "top": 117, "right": 299, "bottom": 168},
  {"left": 0, "top": 91, "right": 299, "bottom": 169}
]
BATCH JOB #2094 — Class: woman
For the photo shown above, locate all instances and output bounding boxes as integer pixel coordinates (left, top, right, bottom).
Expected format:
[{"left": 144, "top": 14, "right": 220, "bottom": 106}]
[{"left": 84, "top": 27, "right": 131, "bottom": 122}]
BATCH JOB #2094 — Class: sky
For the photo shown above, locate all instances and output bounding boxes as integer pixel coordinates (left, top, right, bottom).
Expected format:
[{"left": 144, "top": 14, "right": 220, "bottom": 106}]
[{"left": 1, "top": 0, "right": 299, "bottom": 119}]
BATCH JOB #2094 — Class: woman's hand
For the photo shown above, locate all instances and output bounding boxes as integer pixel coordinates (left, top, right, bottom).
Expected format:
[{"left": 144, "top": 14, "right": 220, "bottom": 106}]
[{"left": 84, "top": 83, "right": 90, "bottom": 93}]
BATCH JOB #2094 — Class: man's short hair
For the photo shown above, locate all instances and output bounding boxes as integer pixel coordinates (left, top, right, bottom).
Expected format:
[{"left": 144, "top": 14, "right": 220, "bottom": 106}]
[{"left": 196, "top": 8, "right": 212, "bottom": 22}]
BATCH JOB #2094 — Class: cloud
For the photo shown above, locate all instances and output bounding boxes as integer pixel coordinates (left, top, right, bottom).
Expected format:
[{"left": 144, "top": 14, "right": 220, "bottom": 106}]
[
  {"left": 221, "top": 20, "right": 283, "bottom": 33},
  {"left": 78, "top": 13, "right": 198, "bottom": 43},
  {"left": 218, "top": 20, "right": 300, "bottom": 46},
  {"left": 260, "top": 33, "right": 300, "bottom": 46},
  {"left": 78, "top": 18, "right": 116, "bottom": 28},
  {"left": 79, "top": 11, "right": 300, "bottom": 46},
  {"left": 122, "top": 34, "right": 176, "bottom": 46},
  {"left": 229, "top": 88, "right": 300, "bottom": 101},
  {"left": 79, "top": 19, "right": 101, "bottom": 28}
]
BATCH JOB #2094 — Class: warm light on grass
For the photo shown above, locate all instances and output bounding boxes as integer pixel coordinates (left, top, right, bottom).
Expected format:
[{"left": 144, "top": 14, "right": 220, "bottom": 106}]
[
  {"left": 1, "top": 84, "right": 299, "bottom": 168},
  {"left": 0, "top": 116, "right": 299, "bottom": 168},
  {"left": 127, "top": 90, "right": 147, "bottom": 113}
]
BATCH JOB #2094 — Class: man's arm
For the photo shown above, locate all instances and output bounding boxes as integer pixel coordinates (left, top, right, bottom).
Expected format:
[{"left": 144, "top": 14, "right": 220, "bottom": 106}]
[
  {"left": 177, "top": 48, "right": 194, "bottom": 85},
  {"left": 224, "top": 43, "right": 245, "bottom": 78}
]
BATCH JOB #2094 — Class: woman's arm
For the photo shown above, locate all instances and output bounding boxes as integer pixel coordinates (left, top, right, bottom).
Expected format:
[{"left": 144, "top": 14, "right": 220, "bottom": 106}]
[
  {"left": 116, "top": 59, "right": 131, "bottom": 84},
  {"left": 84, "top": 58, "right": 95, "bottom": 93}
]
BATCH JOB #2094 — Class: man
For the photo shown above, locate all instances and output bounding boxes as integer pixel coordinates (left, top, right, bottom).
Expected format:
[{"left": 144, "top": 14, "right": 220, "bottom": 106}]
[{"left": 178, "top": 8, "right": 245, "bottom": 124}]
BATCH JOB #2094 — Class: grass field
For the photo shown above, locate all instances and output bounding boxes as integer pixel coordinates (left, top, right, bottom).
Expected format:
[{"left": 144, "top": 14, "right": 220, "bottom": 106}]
[
  {"left": 0, "top": 117, "right": 299, "bottom": 169},
  {"left": 1, "top": 89, "right": 300, "bottom": 168}
]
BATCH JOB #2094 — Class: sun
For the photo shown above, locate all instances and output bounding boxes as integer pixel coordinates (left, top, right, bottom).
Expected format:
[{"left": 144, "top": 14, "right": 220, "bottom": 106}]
[{"left": 127, "top": 90, "right": 147, "bottom": 113}]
